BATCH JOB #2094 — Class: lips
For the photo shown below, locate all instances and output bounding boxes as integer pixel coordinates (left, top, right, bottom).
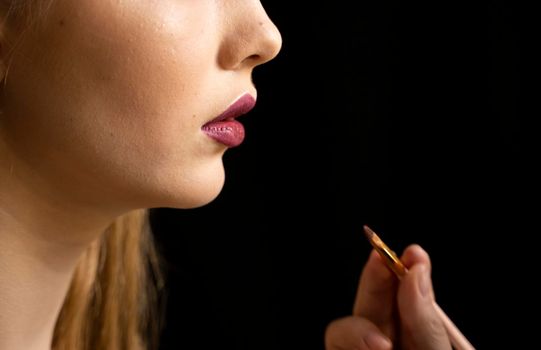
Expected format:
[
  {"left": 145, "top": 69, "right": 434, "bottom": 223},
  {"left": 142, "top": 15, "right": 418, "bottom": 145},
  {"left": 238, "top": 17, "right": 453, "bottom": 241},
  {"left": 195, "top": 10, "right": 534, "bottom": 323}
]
[{"left": 202, "top": 94, "right": 256, "bottom": 148}]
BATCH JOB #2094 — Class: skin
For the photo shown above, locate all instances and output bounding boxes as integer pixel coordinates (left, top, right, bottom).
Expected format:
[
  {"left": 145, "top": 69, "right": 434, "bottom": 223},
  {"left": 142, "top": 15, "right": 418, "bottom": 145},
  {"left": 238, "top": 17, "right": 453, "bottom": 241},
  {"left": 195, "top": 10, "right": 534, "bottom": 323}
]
[{"left": 0, "top": 1, "right": 281, "bottom": 349}]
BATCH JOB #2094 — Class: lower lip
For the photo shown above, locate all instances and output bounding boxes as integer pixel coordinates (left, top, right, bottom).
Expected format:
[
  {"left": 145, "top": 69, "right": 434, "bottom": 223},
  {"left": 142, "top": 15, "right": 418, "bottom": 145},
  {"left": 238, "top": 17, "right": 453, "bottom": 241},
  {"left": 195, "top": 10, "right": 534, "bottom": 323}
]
[{"left": 201, "top": 120, "right": 245, "bottom": 148}]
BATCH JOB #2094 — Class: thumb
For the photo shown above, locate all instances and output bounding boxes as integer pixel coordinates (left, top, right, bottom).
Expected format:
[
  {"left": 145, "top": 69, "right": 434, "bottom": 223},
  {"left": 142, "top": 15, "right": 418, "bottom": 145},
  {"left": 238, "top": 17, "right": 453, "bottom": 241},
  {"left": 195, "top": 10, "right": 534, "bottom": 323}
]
[{"left": 397, "top": 264, "right": 451, "bottom": 350}]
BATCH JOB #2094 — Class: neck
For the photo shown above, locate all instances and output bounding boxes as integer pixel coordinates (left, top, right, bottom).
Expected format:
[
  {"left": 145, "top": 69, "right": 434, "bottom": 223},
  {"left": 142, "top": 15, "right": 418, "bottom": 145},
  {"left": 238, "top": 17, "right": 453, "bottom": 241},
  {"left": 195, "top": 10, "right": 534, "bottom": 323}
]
[
  {"left": 0, "top": 142, "right": 121, "bottom": 350},
  {"left": 0, "top": 211, "right": 117, "bottom": 350},
  {"left": 0, "top": 225, "right": 87, "bottom": 350}
]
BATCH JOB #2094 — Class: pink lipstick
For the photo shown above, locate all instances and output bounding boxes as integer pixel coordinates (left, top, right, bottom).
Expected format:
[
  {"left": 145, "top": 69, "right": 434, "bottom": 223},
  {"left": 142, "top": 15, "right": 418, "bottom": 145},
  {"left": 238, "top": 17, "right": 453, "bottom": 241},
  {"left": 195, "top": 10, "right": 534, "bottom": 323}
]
[{"left": 202, "top": 94, "right": 256, "bottom": 148}]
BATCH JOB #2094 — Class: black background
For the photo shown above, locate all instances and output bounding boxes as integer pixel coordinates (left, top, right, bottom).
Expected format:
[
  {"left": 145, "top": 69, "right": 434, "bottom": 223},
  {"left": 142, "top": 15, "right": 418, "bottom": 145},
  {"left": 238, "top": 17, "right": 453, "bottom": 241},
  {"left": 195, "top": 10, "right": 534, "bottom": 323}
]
[{"left": 152, "top": 1, "right": 532, "bottom": 349}]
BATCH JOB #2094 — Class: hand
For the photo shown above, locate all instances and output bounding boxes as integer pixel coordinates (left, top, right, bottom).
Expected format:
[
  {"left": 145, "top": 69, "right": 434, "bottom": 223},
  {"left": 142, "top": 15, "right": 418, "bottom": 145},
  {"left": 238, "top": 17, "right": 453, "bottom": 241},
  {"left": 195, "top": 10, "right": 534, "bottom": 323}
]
[{"left": 325, "top": 245, "right": 451, "bottom": 350}]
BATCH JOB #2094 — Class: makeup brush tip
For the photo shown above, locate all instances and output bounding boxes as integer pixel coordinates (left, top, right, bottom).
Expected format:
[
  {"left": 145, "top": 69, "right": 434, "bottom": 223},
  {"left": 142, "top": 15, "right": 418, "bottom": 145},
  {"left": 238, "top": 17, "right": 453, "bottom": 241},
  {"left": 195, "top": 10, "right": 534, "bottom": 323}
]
[{"left": 363, "top": 225, "right": 374, "bottom": 239}]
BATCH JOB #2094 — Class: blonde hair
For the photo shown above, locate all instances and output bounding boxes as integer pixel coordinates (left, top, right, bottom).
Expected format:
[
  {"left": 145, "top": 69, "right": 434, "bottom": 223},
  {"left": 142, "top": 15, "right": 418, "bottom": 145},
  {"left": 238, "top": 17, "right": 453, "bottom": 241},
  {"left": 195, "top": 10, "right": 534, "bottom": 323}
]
[
  {"left": 52, "top": 210, "right": 165, "bottom": 350},
  {"left": 1, "top": 2, "right": 166, "bottom": 349}
]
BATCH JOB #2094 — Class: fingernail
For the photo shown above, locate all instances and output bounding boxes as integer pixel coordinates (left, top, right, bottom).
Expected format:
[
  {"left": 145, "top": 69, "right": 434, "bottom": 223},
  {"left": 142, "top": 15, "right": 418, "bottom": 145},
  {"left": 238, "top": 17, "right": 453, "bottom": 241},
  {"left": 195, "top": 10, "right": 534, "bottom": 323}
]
[
  {"left": 418, "top": 265, "right": 431, "bottom": 298},
  {"left": 365, "top": 332, "right": 392, "bottom": 350}
]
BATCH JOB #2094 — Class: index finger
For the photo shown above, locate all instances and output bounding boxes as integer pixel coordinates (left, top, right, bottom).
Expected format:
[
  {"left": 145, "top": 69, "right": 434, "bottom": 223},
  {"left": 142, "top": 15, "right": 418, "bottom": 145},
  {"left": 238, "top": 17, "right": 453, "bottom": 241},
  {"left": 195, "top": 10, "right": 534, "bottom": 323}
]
[{"left": 353, "top": 249, "right": 399, "bottom": 338}]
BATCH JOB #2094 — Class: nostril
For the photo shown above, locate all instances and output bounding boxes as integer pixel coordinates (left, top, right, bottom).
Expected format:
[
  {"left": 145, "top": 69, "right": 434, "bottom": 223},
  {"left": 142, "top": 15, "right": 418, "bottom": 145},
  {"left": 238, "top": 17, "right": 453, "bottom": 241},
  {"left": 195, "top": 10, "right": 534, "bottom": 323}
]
[{"left": 246, "top": 54, "right": 260, "bottom": 62}]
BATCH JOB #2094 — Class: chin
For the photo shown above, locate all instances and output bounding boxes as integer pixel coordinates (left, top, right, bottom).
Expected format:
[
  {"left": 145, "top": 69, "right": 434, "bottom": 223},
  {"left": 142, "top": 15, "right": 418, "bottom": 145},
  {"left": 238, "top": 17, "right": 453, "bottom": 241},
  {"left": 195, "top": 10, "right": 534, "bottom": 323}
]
[
  {"left": 174, "top": 184, "right": 224, "bottom": 209},
  {"left": 148, "top": 164, "right": 226, "bottom": 209}
]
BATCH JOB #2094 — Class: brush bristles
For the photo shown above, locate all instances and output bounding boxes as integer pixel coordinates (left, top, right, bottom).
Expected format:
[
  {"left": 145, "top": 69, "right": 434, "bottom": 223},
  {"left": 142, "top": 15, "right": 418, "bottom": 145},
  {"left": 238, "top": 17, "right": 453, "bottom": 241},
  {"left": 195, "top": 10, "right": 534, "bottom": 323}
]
[{"left": 363, "top": 225, "right": 375, "bottom": 240}]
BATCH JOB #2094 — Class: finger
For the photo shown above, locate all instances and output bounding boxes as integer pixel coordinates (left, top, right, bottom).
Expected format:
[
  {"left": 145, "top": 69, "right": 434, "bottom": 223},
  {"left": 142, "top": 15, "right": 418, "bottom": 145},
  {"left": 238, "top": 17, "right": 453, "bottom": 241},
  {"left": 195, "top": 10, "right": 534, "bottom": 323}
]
[
  {"left": 353, "top": 250, "right": 398, "bottom": 337},
  {"left": 400, "top": 244, "right": 434, "bottom": 300},
  {"left": 401, "top": 244, "right": 432, "bottom": 270},
  {"left": 397, "top": 255, "right": 451, "bottom": 350},
  {"left": 325, "top": 316, "right": 392, "bottom": 350}
]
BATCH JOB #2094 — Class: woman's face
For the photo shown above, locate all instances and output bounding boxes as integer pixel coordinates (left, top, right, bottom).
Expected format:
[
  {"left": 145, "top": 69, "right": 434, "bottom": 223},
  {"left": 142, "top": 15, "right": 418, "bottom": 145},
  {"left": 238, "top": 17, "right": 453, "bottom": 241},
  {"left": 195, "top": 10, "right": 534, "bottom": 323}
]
[{"left": 0, "top": 0, "right": 281, "bottom": 210}]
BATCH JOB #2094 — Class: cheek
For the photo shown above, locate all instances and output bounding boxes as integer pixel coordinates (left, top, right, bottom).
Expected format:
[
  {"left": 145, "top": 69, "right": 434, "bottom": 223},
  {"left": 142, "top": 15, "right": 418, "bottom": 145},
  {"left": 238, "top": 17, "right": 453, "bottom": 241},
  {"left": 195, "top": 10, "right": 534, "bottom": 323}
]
[
  {"left": 10, "top": 1, "right": 216, "bottom": 157},
  {"left": 61, "top": 5, "right": 219, "bottom": 161},
  {"left": 1, "top": 1, "right": 226, "bottom": 208}
]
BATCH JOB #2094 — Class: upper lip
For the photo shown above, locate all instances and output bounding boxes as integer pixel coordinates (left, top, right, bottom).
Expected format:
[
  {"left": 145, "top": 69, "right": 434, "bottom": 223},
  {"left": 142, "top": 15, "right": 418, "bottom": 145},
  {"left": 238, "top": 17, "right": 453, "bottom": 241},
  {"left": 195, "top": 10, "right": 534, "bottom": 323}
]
[{"left": 206, "top": 93, "right": 257, "bottom": 124}]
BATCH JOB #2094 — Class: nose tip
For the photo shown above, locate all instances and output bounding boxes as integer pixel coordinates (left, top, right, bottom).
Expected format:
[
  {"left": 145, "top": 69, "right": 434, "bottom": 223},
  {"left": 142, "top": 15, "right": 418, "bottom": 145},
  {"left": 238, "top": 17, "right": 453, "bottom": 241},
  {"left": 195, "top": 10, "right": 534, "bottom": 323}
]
[
  {"left": 247, "top": 19, "right": 282, "bottom": 67},
  {"left": 218, "top": 4, "right": 282, "bottom": 71}
]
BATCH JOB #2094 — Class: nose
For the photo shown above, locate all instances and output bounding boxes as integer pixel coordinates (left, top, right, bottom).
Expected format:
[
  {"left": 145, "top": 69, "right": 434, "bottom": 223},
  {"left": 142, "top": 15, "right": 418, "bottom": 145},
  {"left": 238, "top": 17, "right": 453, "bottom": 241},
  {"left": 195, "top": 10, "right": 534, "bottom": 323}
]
[{"left": 218, "top": 1, "right": 282, "bottom": 71}]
